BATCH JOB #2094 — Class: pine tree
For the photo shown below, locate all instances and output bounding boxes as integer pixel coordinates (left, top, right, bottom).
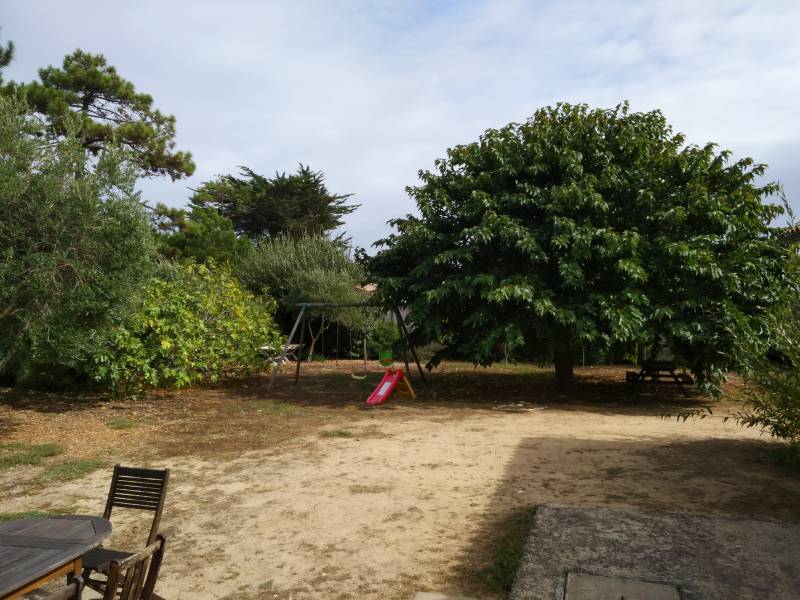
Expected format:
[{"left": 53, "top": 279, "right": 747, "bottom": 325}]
[{"left": 16, "top": 50, "right": 194, "bottom": 180}]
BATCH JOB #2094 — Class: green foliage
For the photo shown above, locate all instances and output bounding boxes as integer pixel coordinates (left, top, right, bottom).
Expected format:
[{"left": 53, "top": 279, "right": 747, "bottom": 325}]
[
  {"left": 12, "top": 50, "right": 194, "bottom": 180},
  {"left": 90, "top": 262, "right": 284, "bottom": 395},
  {"left": 370, "top": 102, "right": 796, "bottom": 393},
  {"left": 152, "top": 202, "right": 251, "bottom": 264},
  {"left": 0, "top": 96, "right": 157, "bottom": 386},
  {"left": 192, "top": 165, "right": 358, "bottom": 239},
  {"left": 108, "top": 417, "right": 136, "bottom": 430},
  {"left": 364, "top": 318, "right": 400, "bottom": 358},
  {"left": 237, "top": 235, "right": 365, "bottom": 356},
  {"left": 236, "top": 235, "right": 395, "bottom": 360},
  {"left": 238, "top": 235, "right": 364, "bottom": 308},
  {"left": 734, "top": 306, "right": 800, "bottom": 450},
  {"left": 0, "top": 30, "right": 13, "bottom": 85}
]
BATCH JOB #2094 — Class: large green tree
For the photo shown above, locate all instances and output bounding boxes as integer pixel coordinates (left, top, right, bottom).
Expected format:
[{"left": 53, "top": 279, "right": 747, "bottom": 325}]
[
  {"left": 0, "top": 96, "right": 156, "bottom": 385},
  {"left": 192, "top": 165, "right": 357, "bottom": 239},
  {"left": 13, "top": 49, "right": 194, "bottom": 179},
  {"left": 369, "top": 103, "right": 796, "bottom": 393}
]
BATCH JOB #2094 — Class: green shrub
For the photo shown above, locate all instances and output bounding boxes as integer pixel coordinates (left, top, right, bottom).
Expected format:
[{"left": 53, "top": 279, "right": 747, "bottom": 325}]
[
  {"left": 364, "top": 317, "right": 400, "bottom": 359},
  {"left": 90, "top": 262, "right": 283, "bottom": 395},
  {"left": 734, "top": 302, "right": 800, "bottom": 464},
  {"left": 237, "top": 235, "right": 366, "bottom": 357}
]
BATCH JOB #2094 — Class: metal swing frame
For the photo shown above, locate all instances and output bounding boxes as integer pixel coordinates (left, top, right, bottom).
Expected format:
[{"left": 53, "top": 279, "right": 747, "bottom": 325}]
[{"left": 267, "top": 302, "right": 426, "bottom": 388}]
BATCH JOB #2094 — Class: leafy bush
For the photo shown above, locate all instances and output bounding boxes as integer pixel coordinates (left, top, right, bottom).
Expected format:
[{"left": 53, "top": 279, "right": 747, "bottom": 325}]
[
  {"left": 739, "top": 365, "right": 800, "bottom": 445},
  {"left": 237, "top": 235, "right": 366, "bottom": 357},
  {"left": 237, "top": 235, "right": 364, "bottom": 306},
  {"left": 0, "top": 96, "right": 156, "bottom": 387},
  {"left": 364, "top": 317, "right": 400, "bottom": 359},
  {"left": 90, "top": 262, "right": 283, "bottom": 395},
  {"left": 734, "top": 308, "right": 800, "bottom": 456}
]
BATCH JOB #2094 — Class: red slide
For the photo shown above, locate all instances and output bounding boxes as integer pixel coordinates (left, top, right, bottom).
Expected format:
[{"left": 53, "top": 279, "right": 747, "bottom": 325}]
[{"left": 366, "top": 369, "right": 402, "bottom": 405}]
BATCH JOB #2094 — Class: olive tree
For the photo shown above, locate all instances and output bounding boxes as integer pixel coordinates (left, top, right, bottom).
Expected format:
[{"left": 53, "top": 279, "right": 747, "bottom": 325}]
[
  {"left": 236, "top": 235, "right": 366, "bottom": 357},
  {"left": 0, "top": 96, "right": 156, "bottom": 385}
]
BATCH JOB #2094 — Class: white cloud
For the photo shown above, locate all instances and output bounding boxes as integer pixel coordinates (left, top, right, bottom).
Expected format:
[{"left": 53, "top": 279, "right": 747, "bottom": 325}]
[{"left": 3, "top": 0, "right": 798, "bottom": 248}]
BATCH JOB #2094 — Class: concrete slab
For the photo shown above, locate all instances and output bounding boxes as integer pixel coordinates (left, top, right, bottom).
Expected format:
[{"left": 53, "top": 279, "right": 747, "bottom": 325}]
[
  {"left": 509, "top": 505, "right": 800, "bottom": 600},
  {"left": 564, "top": 573, "right": 680, "bottom": 600}
]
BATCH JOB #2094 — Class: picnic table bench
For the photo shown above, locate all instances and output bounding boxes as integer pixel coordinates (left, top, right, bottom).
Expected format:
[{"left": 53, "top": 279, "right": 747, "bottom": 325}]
[{"left": 626, "top": 360, "right": 694, "bottom": 396}]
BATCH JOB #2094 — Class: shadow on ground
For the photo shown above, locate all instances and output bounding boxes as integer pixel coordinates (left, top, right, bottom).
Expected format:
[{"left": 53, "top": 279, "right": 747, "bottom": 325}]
[
  {"left": 449, "top": 435, "right": 800, "bottom": 599},
  {"left": 230, "top": 363, "right": 716, "bottom": 417},
  {"left": 0, "top": 363, "right": 715, "bottom": 419}
]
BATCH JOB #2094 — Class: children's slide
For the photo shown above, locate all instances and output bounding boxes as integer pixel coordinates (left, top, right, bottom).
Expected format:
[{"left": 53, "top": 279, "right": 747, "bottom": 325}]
[{"left": 366, "top": 369, "right": 402, "bottom": 405}]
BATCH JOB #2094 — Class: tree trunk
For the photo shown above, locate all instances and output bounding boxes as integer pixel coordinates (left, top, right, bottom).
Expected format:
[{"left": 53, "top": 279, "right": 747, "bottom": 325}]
[
  {"left": 306, "top": 319, "right": 328, "bottom": 359},
  {"left": 554, "top": 340, "right": 575, "bottom": 392},
  {"left": 306, "top": 321, "right": 320, "bottom": 359}
]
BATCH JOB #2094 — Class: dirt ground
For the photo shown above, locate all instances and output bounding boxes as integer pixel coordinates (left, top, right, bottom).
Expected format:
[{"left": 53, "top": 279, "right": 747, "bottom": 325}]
[{"left": 2, "top": 362, "right": 799, "bottom": 600}]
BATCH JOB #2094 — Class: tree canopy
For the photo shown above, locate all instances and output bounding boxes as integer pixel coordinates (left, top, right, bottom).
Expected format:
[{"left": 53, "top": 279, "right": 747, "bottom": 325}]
[
  {"left": 152, "top": 203, "right": 250, "bottom": 264},
  {"left": 13, "top": 49, "right": 194, "bottom": 180},
  {"left": 191, "top": 165, "right": 358, "bottom": 239},
  {"left": 369, "top": 102, "right": 797, "bottom": 393},
  {"left": 0, "top": 96, "right": 156, "bottom": 385}
]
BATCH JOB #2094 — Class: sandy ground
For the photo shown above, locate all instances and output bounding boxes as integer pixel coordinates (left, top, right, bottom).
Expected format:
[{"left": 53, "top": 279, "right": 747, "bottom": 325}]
[{"left": 2, "top": 364, "right": 800, "bottom": 599}]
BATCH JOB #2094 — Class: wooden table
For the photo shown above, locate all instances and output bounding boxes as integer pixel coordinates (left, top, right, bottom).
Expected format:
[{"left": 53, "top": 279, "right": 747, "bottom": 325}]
[
  {"left": 627, "top": 360, "right": 693, "bottom": 397},
  {"left": 0, "top": 515, "right": 111, "bottom": 599}
]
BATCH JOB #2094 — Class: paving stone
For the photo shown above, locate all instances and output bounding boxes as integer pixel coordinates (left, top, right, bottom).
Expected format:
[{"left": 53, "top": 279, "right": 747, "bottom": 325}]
[
  {"left": 564, "top": 573, "right": 680, "bottom": 600},
  {"left": 509, "top": 505, "right": 800, "bottom": 600}
]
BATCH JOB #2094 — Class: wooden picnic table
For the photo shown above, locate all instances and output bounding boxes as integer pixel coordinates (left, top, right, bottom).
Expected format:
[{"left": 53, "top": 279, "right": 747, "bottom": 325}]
[
  {"left": 0, "top": 515, "right": 111, "bottom": 599},
  {"left": 627, "top": 360, "right": 693, "bottom": 397}
]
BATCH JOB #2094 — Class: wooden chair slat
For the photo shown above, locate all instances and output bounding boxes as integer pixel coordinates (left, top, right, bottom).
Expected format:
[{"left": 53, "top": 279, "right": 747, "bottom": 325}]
[
  {"left": 112, "top": 467, "right": 169, "bottom": 480},
  {"left": 111, "top": 494, "right": 162, "bottom": 505}
]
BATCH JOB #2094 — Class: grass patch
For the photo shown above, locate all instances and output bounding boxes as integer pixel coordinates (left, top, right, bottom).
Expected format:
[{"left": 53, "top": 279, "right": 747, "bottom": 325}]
[
  {"left": 320, "top": 429, "right": 354, "bottom": 438},
  {"left": 0, "top": 442, "right": 63, "bottom": 469},
  {"left": 39, "top": 459, "right": 104, "bottom": 482},
  {"left": 108, "top": 417, "right": 136, "bottom": 429},
  {"left": 245, "top": 401, "right": 301, "bottom": 417},
  {"left": 473, "top": 507, "right": 537, "bottom": 594},
  {"left": 0, "top": 507, "right": 76, "bottom": 522}
]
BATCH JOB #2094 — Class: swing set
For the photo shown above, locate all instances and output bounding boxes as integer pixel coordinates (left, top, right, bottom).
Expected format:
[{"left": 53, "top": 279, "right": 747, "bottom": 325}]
[{"left": 267, "top": 302, "right": 426, "bottom": 391}]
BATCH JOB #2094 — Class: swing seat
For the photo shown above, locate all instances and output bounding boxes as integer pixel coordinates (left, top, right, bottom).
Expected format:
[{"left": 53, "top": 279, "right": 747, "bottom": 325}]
[{"left": 350, "top": 373, "right": 367, "bottom": 380}]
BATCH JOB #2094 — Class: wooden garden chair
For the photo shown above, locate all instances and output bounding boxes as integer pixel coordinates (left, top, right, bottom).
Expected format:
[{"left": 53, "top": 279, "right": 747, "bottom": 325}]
[
  {"left": 101, "top": 534, "right": 166, "bottom": 600},
  {"left": 83, "top": 465, "right": 169, "bottom": 595},
  {"left": 43, "top": 576, "right": 84, "bottom": 600}
]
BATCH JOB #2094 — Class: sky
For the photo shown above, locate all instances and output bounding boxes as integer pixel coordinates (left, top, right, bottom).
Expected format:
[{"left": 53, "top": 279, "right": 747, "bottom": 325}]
[{"left": 3, "top": 0, "right": 799, "bottom": 249}]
